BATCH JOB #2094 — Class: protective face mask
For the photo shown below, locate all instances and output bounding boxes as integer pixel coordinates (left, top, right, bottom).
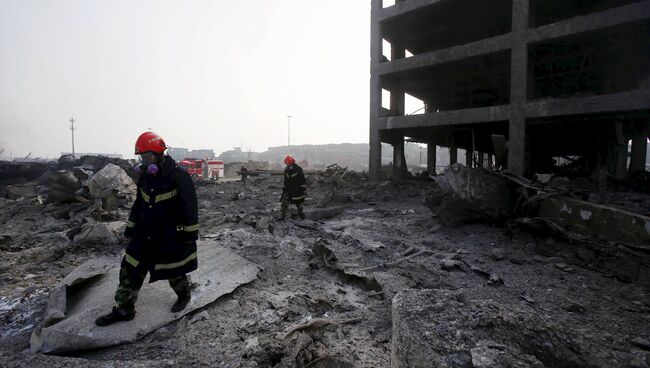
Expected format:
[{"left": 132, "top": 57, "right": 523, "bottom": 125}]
[
  {"left": 145, "top": 163, "right": 159, "bottom": 175},
  {"left": 137, "top": 153, "right": 159, "bottom": 175},
  {"left": 133, "top": 163, "right": 159, "bottom": 175}
]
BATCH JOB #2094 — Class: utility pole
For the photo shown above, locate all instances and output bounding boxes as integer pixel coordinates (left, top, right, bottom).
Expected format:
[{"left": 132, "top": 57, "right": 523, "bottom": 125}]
[
  {"left": 69, "top": 117, "right": 76, "bottom": 158},
  {"left": 287, "top": 115, "right": 292, "bottom": 147}
]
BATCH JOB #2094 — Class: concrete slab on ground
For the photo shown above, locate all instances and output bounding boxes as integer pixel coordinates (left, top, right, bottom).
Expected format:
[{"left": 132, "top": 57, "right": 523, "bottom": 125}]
[{"left": 30, "top": 242, "right": 260, "bottom": 354}]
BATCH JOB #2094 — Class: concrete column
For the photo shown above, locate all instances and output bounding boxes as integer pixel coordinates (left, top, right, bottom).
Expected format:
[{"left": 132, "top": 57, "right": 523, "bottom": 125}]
[
  {"left": 449, "top": 146, "right": 458, "bottom": 165},
  {"left": 369, "top": 0, "right": 383, "bottom": 181},
  {"left": 614, "top": 120, "right": 627, "bottom": 180},
  {"left": 478, "top": 152, "right": 485, "bottom": 168},
  {"left": 390, "top": 89, "right": 405, "bottom": 116},
  {"left": 390, "top": 44, "right": 405, "bottom": 115},
  {"left": 507, "top": 0, "right": 529, "bottom": 177},
  {"left": 370, "top": 127, "right": 382, "bottom": 177},
  {"left": 392, "top": 136, "right": 405, "bottom": 179},
  {"left": 598, "top": 168, "right": 608, "bottom": 203},
  {"left": 448, "top": 132, "right": 457, "bottom": 165},
  {"left": 391, "top": 41, "right": 405, "bottom": 63},
  {"left": 630, "top": 136, "right": 648, "bottom": 174},
  {"left": 427, "top": 143, "right": 437, "bottom": 174},
  {"left": 465, "top": 149, "right": 474, "bottom": 167}
]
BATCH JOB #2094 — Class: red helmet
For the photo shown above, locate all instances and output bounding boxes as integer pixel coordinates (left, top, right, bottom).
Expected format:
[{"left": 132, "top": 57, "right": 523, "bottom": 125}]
[
  {"left": 283, "top": 155, "right": 295, "bottom": 165},
  {"left": 135, "top": 131, "right": 167, "bottom": 154}
]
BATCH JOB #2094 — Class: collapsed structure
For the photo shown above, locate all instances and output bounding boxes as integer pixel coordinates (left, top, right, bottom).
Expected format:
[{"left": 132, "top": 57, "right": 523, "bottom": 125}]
[
  {"left": 1, "top": 2, "right": 650, "bottom": 366},
  {"left": 2, "top": 157, "right": 649, "bottom": 367},
  {"left": 369, "top": 0, "right": 650, "bottom": 179}
]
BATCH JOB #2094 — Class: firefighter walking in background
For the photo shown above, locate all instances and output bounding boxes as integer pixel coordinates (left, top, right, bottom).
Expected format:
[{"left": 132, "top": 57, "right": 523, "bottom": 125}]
[
  {"left": 240, "top": 165, "right": 249, "bottom": 183},
  {"left": 96, "top": 131, "right": 199, "bottom": 326},
  {"left": 280, "top": 155, "right": 306, "bottom": 220}
]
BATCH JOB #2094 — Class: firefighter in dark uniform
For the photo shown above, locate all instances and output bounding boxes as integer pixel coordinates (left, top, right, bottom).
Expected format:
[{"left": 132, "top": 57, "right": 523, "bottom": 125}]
[
  {"left": 96, "top": 131, "right": 199, "bottom": 326},
  {"left": 240, "top": 165, "right": 249, "bottom": 183},
  {"left": 280, "top": 155, "right": 306, "bottom": 219}
]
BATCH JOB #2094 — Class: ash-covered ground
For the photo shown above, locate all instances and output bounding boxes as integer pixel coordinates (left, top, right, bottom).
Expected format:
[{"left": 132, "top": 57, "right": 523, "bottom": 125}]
[{"left": 0, "top": 171, "right": 648, "bottom": 367}]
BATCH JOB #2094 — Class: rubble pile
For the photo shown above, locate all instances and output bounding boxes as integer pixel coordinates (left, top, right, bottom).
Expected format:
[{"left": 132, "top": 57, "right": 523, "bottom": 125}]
[
  {"left": 426, "top": 164, "right": 650, "bottom": 284},
  {"left": 1, "top": 156, "right": 137, "bottom": 205},
  {"left": 0, "top": 161, "right": 52, "bottom": 185},
  {"left": 88, "top": 163, "right": 137, "bottom": 210},
  {"left": 46, "top": 170, "right": 83, "bottom": 204},
  {"left": 425, "top": 163, "right": 518, "bottom": 225},
  {"left": 0, "top": 163, "right": 648, "bottom": 367}
]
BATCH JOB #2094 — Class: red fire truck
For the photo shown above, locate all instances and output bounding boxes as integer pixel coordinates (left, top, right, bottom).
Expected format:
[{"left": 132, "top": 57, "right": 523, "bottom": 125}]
[{"left": 178, "top": 159, "right": 225, "bottom": 180}]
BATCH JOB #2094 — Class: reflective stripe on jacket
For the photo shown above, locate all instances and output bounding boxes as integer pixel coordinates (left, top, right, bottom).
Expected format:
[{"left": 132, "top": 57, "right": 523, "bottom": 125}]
[
  {"left": 283, "top": 163, "right": 306, "bottom": 204},
  {"left": 123, "top": 156, "right": 199, "bottom": 282}
]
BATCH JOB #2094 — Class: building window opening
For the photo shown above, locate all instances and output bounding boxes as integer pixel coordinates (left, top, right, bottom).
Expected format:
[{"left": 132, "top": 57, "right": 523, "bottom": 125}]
[
  {"left": 382, "top": 89, "right": 392, "bottom": 110},
  {"left": 406, "top": 93, "right": 425, "bottom": 115},
  {"left": 382, "top": 39, "right": 392, "bottom": 61}
]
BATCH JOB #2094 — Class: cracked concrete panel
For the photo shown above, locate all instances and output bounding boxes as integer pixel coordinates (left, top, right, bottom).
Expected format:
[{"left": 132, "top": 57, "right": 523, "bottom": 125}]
[
  {"left": 30, "top": 243, "right": 260, "bottom": 354},
  {"left": 391, "top": 289, "right": 589, "bottom": 368},
  {"left": 425, "top": 165, "right": 517, "bottom": 225},
  {"left": 539, "top": 198, "right": 650, "bottom": 245}
]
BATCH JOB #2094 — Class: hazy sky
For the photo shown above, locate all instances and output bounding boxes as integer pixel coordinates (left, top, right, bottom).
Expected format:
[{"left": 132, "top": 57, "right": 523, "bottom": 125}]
[{"left": 0, "top": 0, "right": 371, "bottom": 159}]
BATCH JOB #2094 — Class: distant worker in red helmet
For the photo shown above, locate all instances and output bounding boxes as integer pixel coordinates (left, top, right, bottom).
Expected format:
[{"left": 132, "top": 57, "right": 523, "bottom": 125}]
[
  {"left": 280, "top": 154, "right": 306, "bottom": 220},
  {"left": 96, "top": 131, "right": 199, "bottom": 326}
]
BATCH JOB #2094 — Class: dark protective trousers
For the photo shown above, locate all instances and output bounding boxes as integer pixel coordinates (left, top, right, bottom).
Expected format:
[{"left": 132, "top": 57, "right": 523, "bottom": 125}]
[
  {"left": 114, "top": 264, "right": 189, "bottom": 313},
  {"left": 280, "top": 196, "right": 304, "bottom": 218}
]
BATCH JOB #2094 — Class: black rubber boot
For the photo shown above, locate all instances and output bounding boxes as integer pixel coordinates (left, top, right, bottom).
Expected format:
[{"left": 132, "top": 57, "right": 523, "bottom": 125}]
[
  {"left": 95, "top": 306, "right": 135, "bottom": 327},
  {"left": 298, "top": 210, "right": 306, "bottom": 220},
  {"left": 171, "top": 292, "right": 191, "bottom": 313}
]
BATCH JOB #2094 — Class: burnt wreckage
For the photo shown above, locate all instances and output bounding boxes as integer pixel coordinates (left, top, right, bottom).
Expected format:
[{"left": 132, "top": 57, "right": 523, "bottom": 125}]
[
  {"left": 369, "top": 0, "right": 650, "bottom": 272},
  {"left": 369, "top": 0, "right": 650, "bottom": 180}
]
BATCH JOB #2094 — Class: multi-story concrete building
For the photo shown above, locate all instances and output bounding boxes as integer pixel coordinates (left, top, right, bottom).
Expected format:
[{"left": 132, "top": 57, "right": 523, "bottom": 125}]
[{"left": 369, "top": 0, "right": 650, "bottom": 180}]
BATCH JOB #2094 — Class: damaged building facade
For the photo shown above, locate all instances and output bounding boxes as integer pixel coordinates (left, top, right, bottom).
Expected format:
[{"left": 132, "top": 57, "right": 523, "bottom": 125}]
[{"left": 369, "top": 0, "right": 650, "bottom": 179}]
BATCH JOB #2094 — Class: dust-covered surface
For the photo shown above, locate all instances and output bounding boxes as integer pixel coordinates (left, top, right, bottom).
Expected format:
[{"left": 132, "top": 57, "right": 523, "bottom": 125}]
[
  {"left": 1, "top": 172, "right": 649, "bottom": 367},
  {"left": 30, "top": 244, "right": 260, "bottom": 354}
]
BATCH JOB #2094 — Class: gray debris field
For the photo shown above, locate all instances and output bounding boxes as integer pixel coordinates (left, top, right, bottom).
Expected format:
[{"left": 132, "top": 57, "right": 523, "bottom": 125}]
[{"left": 0, "top": 168, "right": 648, "bottom": 367}]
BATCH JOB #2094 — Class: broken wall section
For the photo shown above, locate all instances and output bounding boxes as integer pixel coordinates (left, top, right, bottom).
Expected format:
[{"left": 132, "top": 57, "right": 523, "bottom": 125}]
[
  {"left": 425, "top": 164, "right": 518, "bottom": 226},
  {"left": 425, "top": 164, "right": 650, "bottom": 284}
]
